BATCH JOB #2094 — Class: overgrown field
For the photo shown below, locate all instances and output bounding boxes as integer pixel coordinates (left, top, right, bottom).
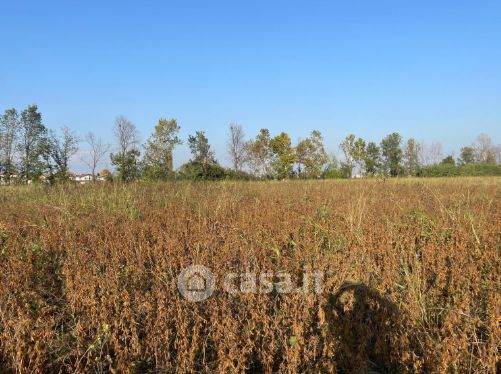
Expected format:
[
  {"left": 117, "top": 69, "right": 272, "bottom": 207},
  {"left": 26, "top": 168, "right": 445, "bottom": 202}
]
[{"left": 0, "top": 179, "right": 499, "bottom": 373}]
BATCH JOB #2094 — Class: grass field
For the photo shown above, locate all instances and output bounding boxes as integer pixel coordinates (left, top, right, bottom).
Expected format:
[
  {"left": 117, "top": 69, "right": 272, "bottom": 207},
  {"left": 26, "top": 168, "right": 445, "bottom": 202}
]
[{"left": 0, "top": 178, "right": 499, "bottom": 373}]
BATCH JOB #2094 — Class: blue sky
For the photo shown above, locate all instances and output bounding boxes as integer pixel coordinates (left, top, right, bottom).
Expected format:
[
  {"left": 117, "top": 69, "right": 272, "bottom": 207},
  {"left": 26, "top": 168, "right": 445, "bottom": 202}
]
[{"left": 1, "top": 0, "right": 500, "bottom": 170}]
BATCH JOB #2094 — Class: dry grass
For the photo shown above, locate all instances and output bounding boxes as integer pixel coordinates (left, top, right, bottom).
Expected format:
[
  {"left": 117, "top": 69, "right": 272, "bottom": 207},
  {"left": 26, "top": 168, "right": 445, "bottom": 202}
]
[{"left": 0, "top": 178, "right": 499, "bottom": 373}]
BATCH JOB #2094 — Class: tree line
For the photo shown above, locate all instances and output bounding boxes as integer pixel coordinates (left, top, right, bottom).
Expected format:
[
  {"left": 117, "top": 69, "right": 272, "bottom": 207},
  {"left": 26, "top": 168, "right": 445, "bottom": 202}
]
[{"left": 1, "top": 104, "right": 500, "bottom": 183}]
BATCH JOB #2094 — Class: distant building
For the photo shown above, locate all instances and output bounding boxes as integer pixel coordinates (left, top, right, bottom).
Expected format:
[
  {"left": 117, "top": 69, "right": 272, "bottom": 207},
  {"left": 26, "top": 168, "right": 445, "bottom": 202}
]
[
  {"left": 0, "top": 174, "right": 19, "bottom": 185},
  {"left": 1, "top": 172, "right": 109, "bottom": 185},
  {"left": 71, "top": 173, "right": 93, "bottom": 184}
]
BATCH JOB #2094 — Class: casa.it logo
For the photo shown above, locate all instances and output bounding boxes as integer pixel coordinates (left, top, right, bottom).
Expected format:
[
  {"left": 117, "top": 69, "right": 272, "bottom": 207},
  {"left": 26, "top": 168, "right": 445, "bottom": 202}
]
[
  {"left": 177, "top": 265, "right": 215, "bottom": 302},
  {"left": 177, "top": 265, "right": 323, "bottom": 302}
]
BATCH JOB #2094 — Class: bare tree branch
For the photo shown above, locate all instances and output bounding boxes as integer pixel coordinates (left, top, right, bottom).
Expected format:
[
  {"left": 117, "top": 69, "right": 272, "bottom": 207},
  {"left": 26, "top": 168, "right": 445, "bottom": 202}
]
[
  {"left": 227, "top": 123, "right": 247, "bottom": 171},
  {"left": 113, "top": 115, "right": 139, "bottom": 155},
  {"left": 82, "top": 132, "right": 111, "bottom": 180}
]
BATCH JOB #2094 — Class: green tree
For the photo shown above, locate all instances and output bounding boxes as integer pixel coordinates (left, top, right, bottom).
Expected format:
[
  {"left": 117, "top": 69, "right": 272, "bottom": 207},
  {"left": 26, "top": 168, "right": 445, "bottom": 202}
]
[
  {"left": 403, "top": 138, "right": 421, "bottom": 176},
  {"left": 441, "top": 155, "right": 455, "bottom": 165},
  {"left": 111, "top": 149, "right": 141, "bottom": 182},
  {"left": 364, "top": 142, "right": 381, "bottom": 176},
  {"left": 322, "top": 155, "right": 346, "bottom": 178},
  {"left": 339, "top": 134, "right": 356, "bottom": 177},
  {"left": 270, "top": 132, "right": 295, "bottom": 179},
  {"left": 351, "top": 137, "right": 366, "bottom": 175},
  {"left": 180, "top": 131, "right": 222, "bottom": 180},
  {"left": 295, "top": 130, "right": 328, "bottom": 178},
  {"left": 380, "top": 132, "right": 404, "bottom": 177},
  {"left": 0, "top": 108, "right": 20, "bottom": 181},
  {"left": 458, "top": 146, "right": 476, "bottom": 165},
  {"left": 143, "top": 118, "right": 182, "bottom": 180},
  {"left": 247, "top": 128, "right": 273, "bottom": 177},
  {"left": 18, "top": 105, "right": 48, "bottom": 181},
  {"left": 188, "top": 131, "right": 216, "bottom": 166}
]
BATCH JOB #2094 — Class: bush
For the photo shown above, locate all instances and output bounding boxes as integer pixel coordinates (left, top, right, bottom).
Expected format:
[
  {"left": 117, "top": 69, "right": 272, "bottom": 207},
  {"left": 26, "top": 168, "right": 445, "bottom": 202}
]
[
  {"left": 322, "top": 166, "right": 348, "bottom": 179},
  {"left": 416, "top": 163, "right": 501, "bottom": 177},
  {"left": 177, "top": 161, "right": 256, "bottom": 180}
]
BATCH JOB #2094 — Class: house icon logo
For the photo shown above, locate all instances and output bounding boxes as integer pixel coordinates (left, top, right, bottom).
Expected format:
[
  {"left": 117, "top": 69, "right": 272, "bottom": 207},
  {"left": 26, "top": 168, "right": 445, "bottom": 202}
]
[{"left": 177, "top": 265, "right": 215, "bottom": 302}]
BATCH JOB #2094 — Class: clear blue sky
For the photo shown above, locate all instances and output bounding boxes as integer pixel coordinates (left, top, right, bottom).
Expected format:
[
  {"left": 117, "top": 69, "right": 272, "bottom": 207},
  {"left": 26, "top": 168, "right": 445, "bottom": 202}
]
[{"left": 1, "top": 0, "right": 500, "bottom": 170}]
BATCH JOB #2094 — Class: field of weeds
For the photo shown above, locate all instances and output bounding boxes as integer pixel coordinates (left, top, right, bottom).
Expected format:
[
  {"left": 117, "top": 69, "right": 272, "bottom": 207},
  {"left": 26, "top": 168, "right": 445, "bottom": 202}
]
[{"left": 0, "top": 178, "right": 499, "bottom": 373}]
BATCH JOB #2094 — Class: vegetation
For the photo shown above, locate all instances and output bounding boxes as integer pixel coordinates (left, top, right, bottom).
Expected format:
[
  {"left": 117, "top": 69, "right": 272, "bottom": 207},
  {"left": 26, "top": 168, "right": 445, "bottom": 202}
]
[
  {"left": 0, "top": 178, "right": 499, "bottom": 372},
  {"left": 416, "top": 163, "right": 501, "bottom": 177},
  {"left": 1, "top": 105, "right": 501, "bottom": 183}
]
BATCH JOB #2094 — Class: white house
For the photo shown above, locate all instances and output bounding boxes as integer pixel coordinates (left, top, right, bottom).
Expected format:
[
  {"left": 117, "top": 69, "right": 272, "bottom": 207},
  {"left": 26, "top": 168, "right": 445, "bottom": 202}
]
[
  {"left": 0, "top": 174, "right": 19, "bottom": 185},
  {"left": 72, "top": 173, "right": 93, "bottom": 184}
]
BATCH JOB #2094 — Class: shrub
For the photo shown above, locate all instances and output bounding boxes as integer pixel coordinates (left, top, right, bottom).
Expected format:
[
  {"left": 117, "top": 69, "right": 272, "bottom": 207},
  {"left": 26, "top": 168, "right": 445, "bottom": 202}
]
[{"left": 416, "top": 163, "right": 501, "bottom": 177}]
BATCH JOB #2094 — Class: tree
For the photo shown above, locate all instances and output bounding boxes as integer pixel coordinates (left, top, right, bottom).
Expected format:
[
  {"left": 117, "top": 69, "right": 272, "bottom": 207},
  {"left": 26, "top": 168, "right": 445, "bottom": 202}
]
[
  {"left": 18, "top": 105, "right": 48, "bottom": 181},
  {"left": 99, "top": 168, "right": 113, "bottom": 181},
  {"left": 113, "top": 116, "right": 139, "bottom": 156},
  {"left": 188, "top": 131, "right": 216, "bottom": 165},
  {"left": 441, "top": 155, "right": 455, "bottom": 165},
  {"left": 111, "top": 149, "right": 141, "bottom": 182},
  {"left": 351, "top": 137, "right": 366, "bottom": 175},
  {"left": 247, "top": 129, "right": 273, "bottom": 177},
  {"left": 295, "top": 130, "right": 328, "bottom": 178},
  {"left": 458, "top": 146, "right": 476, "bottom": 165},
  {"left": 428, "top": 142, "right": 443, "bottom": 165},
  {"left": 403, "top": 138, "right": 422, "bottom": 176},
  {"left": 181, "top": 131, "right": 219, "bottom": 179},
  {"left": 110, "top": 116, "right": 140, "bottom": 182},
  {"left": 0, "top": 108, "right": 20, "bottom": 180},
  {"left": 83, "top": 132, "right": 111, "bottom": 181},
  {"left": 49, "top": 125, "right": 79, "bottom": 180},
  {"left": 339, "top": 134, "right": 356, "bottom": 177},
  {"left": 143, "top": 118, "right": 182, "bottom": 179},
  {"left": 270, "top": 132, "right": 295, "bottom": 179},
  {"left": 494, "top": 144, "right": 501, "bottom": 165},
  {"left": 227, "top": 123, "right": 247, "bottom": 171},
  {"left": 322, "top": 155, "right": 345, "bottom": 178},
  {"left": 380, "top": 132, "right": 403, "bottom": 177},
  {"left": 473, "top": 133, "right": 496, "bottom": 164},
  {"left": 364, "top": 142, "right": 381, "bottom": 176}
]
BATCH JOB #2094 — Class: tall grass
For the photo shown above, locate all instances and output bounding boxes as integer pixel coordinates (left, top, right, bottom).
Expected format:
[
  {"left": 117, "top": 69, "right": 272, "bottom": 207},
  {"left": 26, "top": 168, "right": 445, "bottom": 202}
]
[{"left": 0, "top": 178, "right": 499, "bottom": 372}]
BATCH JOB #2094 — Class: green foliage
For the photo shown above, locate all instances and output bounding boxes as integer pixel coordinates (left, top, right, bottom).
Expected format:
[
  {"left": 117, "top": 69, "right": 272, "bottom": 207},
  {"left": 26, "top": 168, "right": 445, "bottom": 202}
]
[
  {"left": 270, "top": 132, "right": 295, "bottom": 179},
  {"left": 142, "top": 118, "right": 182, "bottom": 180},
  {"left": 351, "top": 137, "right": 367, "bottom": 174},
  {"left": 364, "top": 142, "right": 381, "bottom": 176},
  {"left": 322, "top": 156, "right": 348, "bottom": 179},
  {"left": 323, "top": 167, "right": 347, "bottom": 179},
  {"left": 0, "top": 108, "right": 20, "bottom": 179},
  {"left": 339, "top": 134, "right": 356, "bottom": 177},
  {"left": 403, "top": 138, "right": 421, "bottom": 176},
  {"left": 3, "top": 104, "right": 501, "bottom": 184},
  {"left": 295, "top": 130, "right": 328, "bottom": 178},
  {"left": 458, "top": 146, "right": 475, "bottom": 165},
  {"left": 188, "top": 131, "right": 216, "bottom": 165},
  {"left": 380, "top": 132, "right": 404, "bottom": 177},
  {"left": 111, "top": 149, "right": 141, "bottom": 182},
  {"left": 18, "top": 105, "right": 49, "bottom": 181},
  {"left": 441, "top": 155, "right": 455, "bottom": 165},
  {"left": 416, "top": 163, "right": 501, "bottom": 177},
  {"left": 177, "top": 161, "right": 255, "bottom": 180},
  {"left": 247, "top": 128, "right": 273, "bottom": 177}
]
